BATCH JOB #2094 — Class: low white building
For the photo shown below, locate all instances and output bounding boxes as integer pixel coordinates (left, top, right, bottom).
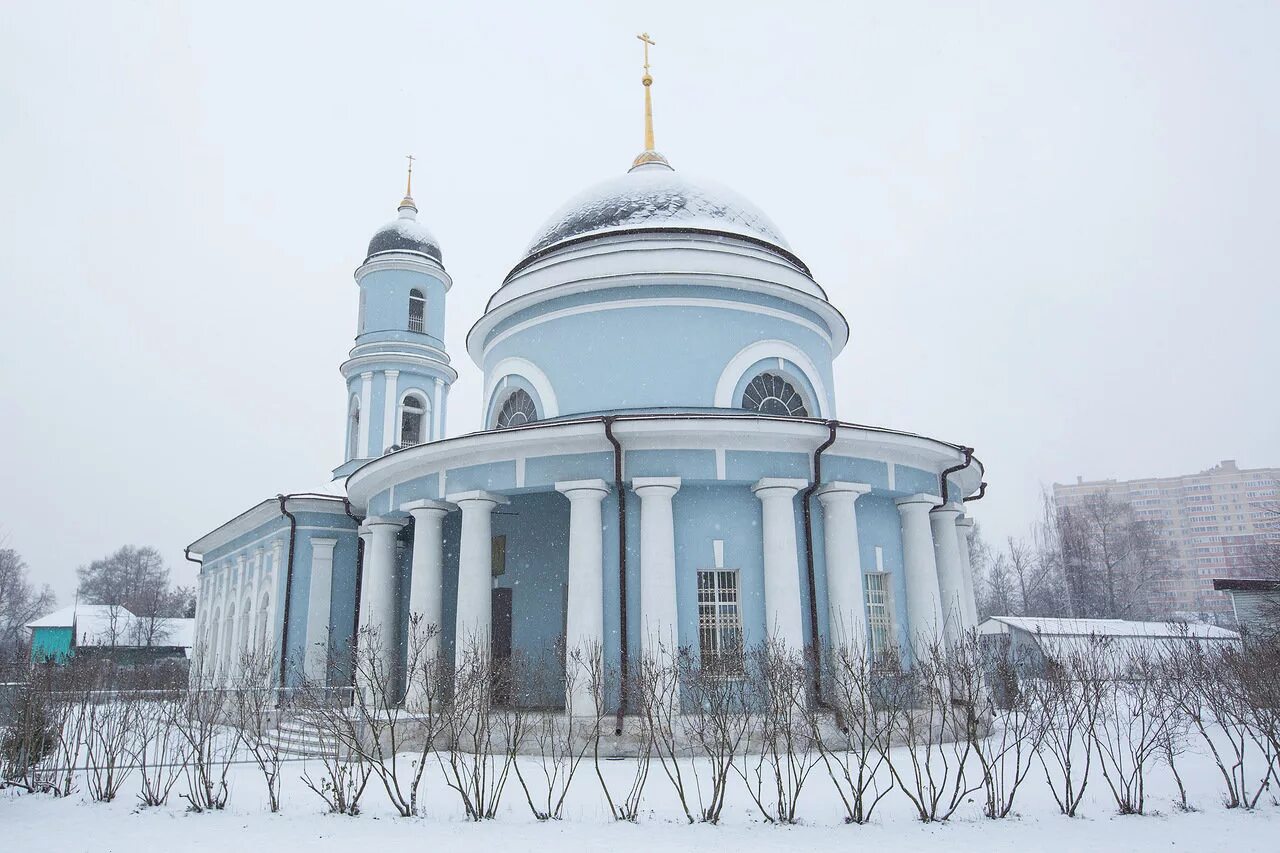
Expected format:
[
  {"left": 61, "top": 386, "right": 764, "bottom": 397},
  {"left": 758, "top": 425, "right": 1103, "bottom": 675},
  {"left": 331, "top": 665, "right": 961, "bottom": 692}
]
[{"left": 978, "top": 616, "right": 1239, "bottom": 675}]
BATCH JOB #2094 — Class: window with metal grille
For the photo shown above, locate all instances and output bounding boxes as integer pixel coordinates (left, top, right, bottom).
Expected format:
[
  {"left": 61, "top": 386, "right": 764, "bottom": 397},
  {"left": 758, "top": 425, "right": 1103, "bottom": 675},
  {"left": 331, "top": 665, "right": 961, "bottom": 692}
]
[
  {"left": 697, "top": 569, "right": 743, "bottom": 673},
  {"left": 495, "top": 388, "right": 538, "bottom": 429},
  {"left": 865, "top": 572, "right": 894, "bottom": 664},
  {"left": 400, "top": 394, "right": 427, "bottom": 446},
  {"left": 741, "top": 372, "right": 810, "bottom": 417},
  {"left": 408, "top": 289, "right": 426, "bottom": 332}
]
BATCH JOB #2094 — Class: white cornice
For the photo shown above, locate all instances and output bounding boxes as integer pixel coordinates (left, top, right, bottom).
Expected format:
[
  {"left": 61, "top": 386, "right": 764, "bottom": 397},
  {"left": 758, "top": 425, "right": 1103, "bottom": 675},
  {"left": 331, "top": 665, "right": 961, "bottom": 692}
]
[
  {"left": 187, "top": 495, "right": 353, "bottom": 557},
  {"left": 344, "top": 415, "right": 981, "bottom": 509},
  {"left": 340, "top": 352, "right": 459, "bottom": 383},
  {"left": 355, "top": 254, "right": 453, "bottom": 291}
]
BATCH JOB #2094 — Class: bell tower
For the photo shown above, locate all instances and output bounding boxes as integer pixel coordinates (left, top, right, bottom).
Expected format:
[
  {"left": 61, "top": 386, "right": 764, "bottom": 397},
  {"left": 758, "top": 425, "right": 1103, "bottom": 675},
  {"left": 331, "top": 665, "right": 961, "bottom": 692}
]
[{"left": 335, "top": 158, "right": 456, "bottom": 476}]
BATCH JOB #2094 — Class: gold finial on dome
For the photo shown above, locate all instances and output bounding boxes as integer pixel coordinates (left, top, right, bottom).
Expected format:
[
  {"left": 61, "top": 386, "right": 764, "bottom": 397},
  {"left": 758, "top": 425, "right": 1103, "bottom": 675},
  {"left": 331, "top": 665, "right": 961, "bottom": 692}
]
[
  {"left": 400, "top": 153, "right": 417, "bottom": 210},
  {"left": 632, "top": 32, "right": 669, "bottom": 169}
]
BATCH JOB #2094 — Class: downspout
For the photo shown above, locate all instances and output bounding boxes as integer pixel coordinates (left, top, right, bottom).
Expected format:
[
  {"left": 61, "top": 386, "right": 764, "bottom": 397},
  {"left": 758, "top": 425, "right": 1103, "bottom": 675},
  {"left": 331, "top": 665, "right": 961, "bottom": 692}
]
[
  {"left": 801, "top": 419, "right": 839, "bottom": 706},
  {"left": 939, "top": 447, "right": 974, "bottom": 506},
  {"left": 963, "top": 481, "right": 987, "bottom": 503},
  {"left": 344, "top": 498, "right": 365, "bottom": 686},
  {"left": 602, "top": 416, "right": 628, "bottom": 735},
  {"left": 276, "top": 494, "right": 299, "bottom": 689}
]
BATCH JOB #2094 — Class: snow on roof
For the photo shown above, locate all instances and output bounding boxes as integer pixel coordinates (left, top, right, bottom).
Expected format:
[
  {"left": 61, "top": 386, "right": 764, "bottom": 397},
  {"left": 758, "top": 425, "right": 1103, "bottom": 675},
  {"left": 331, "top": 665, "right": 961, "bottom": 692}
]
[
  {"left": 26, "top": 605, "right": 195, "bottom": 649},
  {"left": 979, "top": 616, "right": 1238, "bottom": 641}
]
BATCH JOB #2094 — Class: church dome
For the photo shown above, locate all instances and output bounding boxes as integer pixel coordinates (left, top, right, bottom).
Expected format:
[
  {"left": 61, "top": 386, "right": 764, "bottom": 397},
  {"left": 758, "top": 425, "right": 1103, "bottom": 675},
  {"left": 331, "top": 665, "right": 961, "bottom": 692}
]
[
  {"left": 522, "top": 161, "right": 792, "bottom": 260},
  {"left": 366, "top": 198, "right": 442, "bottom": 264}
]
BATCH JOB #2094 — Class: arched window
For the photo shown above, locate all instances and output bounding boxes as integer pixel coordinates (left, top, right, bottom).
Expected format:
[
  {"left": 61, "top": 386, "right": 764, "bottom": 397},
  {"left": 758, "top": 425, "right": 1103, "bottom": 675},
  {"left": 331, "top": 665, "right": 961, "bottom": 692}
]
[
  {"left": 741, "top": 372, "right": 810, "bottom": 417},
  {"left": 495, "top": 388, "right": 538, "bottom": 429},
  {"left": 400, "top": 393, "right": 427, "bottom": 447},
  {"left": 348, "top": 399, "right": 361, "bottom": 460},
  {"left": 408, "top": 289, "right": 426, "bottom": 332}
]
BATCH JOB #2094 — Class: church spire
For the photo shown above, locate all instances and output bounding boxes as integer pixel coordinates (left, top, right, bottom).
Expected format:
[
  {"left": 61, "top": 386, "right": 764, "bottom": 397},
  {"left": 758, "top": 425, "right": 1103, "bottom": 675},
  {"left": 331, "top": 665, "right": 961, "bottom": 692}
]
[
  {"left": 631, "top": 32, "right": 670, "bottom": 170},
  {"left": 400, "top": 153, "right": 417, "bottom": 212}
]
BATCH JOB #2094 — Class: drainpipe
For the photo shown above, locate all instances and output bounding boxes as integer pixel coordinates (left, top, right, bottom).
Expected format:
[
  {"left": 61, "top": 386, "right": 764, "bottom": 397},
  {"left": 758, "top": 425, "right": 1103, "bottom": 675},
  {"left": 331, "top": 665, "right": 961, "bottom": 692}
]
[
  {"left": 602, "top": 416, "right": 628, "bottom": 735},
  {"left": 939, "top": 447, "right": 974, "bottom": 506},
  {"left": 801, "top": 420, "right": 839, "bottom": 706},
  {"left": 275, "top": 494, "right": 299, "bottom": 689},
  {"left": 963, "top": 481, "right": 988, "bottom": 503},
  {"left": 344, "top": 498, "right": 365, "bottom": 686}
]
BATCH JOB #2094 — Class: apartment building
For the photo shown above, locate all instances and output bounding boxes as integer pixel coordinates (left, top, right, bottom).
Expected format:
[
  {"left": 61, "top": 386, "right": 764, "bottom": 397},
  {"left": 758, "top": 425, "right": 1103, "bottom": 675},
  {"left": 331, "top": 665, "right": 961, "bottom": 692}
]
[{"left": 1053, "top": 460, "right": 1280, "bottom": 620}]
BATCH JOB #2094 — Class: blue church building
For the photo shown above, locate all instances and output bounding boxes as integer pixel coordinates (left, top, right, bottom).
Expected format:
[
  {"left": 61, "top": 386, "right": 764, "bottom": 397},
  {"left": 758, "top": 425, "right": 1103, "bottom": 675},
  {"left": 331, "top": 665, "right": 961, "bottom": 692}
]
[{"left": 188, "top": 48, "right": 985, "bottom": 711}]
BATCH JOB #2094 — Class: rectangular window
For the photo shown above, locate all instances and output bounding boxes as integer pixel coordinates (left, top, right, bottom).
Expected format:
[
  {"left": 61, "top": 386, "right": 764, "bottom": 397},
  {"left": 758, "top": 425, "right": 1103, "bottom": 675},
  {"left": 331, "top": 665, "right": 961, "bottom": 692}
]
[
  {"left": 697, "top": 570, "right": 743, "bottom": 673},
  {"left": 865, "top": 572, "right": 894, "bottom": 665}
]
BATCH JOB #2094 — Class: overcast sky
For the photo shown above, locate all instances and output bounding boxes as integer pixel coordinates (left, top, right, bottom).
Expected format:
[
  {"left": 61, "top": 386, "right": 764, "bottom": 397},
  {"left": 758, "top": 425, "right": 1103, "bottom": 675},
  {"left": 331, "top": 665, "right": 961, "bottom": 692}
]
[{"left": 2, "top": 2, "right": 1277, "bottom": 603}]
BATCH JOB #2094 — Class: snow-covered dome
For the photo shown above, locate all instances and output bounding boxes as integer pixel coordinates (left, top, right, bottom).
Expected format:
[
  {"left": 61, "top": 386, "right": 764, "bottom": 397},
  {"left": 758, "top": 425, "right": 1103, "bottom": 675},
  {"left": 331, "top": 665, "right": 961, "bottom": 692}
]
[
  {"left": 522, "top": 161, "right": 791, "bottom": 260},
  {"left": 366, "top": 198, "right": 442, "bottom": 264}
]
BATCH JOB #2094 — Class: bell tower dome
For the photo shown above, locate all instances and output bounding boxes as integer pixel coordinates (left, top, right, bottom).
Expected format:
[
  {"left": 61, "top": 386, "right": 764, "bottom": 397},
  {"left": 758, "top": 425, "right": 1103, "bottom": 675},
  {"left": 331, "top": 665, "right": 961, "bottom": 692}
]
[{"left": 335, "top": 159, "right": 457, "bottom": 476}]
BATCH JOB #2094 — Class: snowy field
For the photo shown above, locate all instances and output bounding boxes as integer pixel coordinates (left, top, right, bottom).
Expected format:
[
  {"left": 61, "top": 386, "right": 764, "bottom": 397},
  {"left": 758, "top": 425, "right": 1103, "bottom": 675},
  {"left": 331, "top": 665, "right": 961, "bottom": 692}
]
[{"left": 4, "top": 742, "right": 1279, "bottom": 852}]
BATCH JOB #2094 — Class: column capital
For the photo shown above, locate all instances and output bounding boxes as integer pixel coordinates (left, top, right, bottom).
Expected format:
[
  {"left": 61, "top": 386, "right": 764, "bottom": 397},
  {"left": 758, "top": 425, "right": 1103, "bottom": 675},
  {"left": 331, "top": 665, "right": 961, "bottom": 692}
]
[
  {"left": 815, "top": 481, "right": 873, "bottom": 503},
  {"left": 310, "top": 537, "right": 338, "bottom": 551},
  {"left": 384, "top": 368, "right": 400, "bottom": 378},
  {"left": 400, "top": 498, "right": 456, "bottom": 516},
  {"left": 895, "top": 493, "right": 943, "bottom": 511},
  {"left": 632, "top": 476, "right": 681, "bottom": 497},
  {"left": 362, "top": 515, "right": 408, "bottom": 532},
  {"left": 930, "top": 502, "right": 965, "bottom": 519},
  {"left": 752, "top": 477, "right": 809, "bottom": 497},
  {"left": 360, "top": 370, "right": 374, "bottom": 379},
  {"left": 556, "top": 478, "right": 611, "bottom": 499},
  {"left": 955, "top": 515, "right": 975, "bottom": 530},
  {"left": 445, "top": 490, "right": 510, "bottom": 508}
]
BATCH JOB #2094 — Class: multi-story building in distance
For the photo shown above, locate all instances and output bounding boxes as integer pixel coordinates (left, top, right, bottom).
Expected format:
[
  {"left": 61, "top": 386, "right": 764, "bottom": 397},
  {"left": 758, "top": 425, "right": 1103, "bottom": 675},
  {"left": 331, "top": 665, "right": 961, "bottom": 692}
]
[{"left": 1053, "top": 460, "right": 1280, "bottom": 621}]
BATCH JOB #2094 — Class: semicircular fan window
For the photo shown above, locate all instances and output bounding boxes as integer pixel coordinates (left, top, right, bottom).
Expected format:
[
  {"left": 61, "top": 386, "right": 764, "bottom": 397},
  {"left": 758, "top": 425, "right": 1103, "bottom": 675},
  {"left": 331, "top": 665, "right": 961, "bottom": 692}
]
[
  {"left": 741, "top": 372, "right": 810, "bottom": 417},
  {"left": 496, "top": 388, "right": 539, "bottom": 429}
]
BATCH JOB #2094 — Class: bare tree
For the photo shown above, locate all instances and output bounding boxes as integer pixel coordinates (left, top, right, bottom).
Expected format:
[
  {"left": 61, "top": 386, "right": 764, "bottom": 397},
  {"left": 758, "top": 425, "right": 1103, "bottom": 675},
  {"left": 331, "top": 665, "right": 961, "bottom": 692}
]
[
  {"left": 133, "top": 692, "right": 185, "bottom": 807},
  {"left": 0, "top": 547, "right": 54, "bottom": 656},
  {"left": 77, "top": 546, "right": 181, "bottom": 626},
  {"left": 639, "top": 645, "right": 694, "bottom": 823},
  {"left": 83, "top": 688, "right": 138, "bottom": 802},
  {"left": 1055, "top": 493, "right": 1169, "bottom": 620},
  {"left": 231, "top": 645, "right": 287, "bottom": 812},
  {"left": 1090, "top": 642, "right": 1169, "bottom": 815},
  {"left": 173, "top": 655, "right": 240, "bottom": 811}
]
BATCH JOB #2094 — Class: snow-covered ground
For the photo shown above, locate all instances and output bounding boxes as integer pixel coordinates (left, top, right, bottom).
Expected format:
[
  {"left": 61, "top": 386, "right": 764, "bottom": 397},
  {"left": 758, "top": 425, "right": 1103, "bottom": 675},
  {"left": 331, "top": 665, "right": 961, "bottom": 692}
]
[{"left": 3, "top": 742, "right": 1278, "bottom": 852}]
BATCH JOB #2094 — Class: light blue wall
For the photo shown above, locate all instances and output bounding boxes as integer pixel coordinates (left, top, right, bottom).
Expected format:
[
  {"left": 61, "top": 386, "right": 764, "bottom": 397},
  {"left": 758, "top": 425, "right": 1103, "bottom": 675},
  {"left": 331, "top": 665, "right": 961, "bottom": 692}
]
[
  {"left": 357, "top": 267, "right": 448, "bottom": 343},
  {"left": 481, "top": 288, "right": 836, "bottom": 419}
]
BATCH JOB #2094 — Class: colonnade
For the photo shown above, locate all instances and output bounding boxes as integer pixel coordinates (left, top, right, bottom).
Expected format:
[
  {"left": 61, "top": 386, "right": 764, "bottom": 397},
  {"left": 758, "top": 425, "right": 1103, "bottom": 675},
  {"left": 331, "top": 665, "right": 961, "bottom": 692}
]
[{"left": 347, "top": 478, "right": 979, "bottom": 710}]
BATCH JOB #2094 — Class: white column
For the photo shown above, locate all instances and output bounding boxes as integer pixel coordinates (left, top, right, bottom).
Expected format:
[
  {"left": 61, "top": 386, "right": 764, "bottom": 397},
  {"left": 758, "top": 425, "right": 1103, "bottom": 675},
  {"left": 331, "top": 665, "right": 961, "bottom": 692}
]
[
  {"left": 930, "top": 503, "right": 967, "bottom": 645},
  {"left": 955, "top": 516, "right": 980, "bottom": 630},
  {"left": 432, "top": 377, "right": 444, "bottom": 441},
  {"left": 752, "top": 478, "right": 809, "bottom": 652},
  {"left": 359, "top": 517, "right": 406, "bottom": 681},
  {"left": 449, "top": 491, "right": 508, "bottom": 667},
  {"left": 382, "top": 370, "right": 400, "bottom": 451},
  {"left": 359, "top": 371, "right": 374, "bottom": 457},
  {"left": 633, "top": 477, "right": 681, "bottom": 658},
  {"left": 556, "top": 479, "right": 609, "bottom": 714},
  {"left": 356, "top": 527, "right": 374, "bottom": 631},
  {"left": 402, "top": 500, "right": 452, "bottom": 646},
  {"left": 304, "top": 538, "right": 338, "bottom": 684},
  {"left": 816, "top": 481, "right": 873, "bottom": 651},
  {"left": 266, "top": 541, "right": 283, "bottom": 661},
  {"left": 896, "top": 494, "right": 944, "bottom": 654},
  {"left": 227, "top": 555, "right": 247, "bottom": 681}
]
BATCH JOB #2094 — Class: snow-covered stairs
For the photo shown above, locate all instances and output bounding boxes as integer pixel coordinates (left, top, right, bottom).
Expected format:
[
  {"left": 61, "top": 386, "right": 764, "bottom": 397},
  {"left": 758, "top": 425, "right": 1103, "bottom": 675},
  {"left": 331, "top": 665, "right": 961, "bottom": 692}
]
[{"left": 272, "top": 717, "right": 339, "bottom": 758}]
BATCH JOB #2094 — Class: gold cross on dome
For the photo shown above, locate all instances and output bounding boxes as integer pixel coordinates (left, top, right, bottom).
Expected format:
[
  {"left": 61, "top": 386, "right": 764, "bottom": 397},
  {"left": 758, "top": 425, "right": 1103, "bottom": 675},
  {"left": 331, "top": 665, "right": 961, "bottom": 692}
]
[
  {"left": 404, "top": 153, "right": 416, "bottom": 196},
  {"left": 637, "top": 32, "right": 655, "bottom": 75}
]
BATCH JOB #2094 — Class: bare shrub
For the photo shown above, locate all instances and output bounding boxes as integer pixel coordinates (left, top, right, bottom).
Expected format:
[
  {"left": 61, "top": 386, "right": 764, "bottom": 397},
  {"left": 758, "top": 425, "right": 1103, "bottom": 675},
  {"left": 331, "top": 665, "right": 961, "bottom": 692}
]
[
  {"left": 805, "top": 641, "right": 896, "bottom": 824},
  {"left": 174, "top": 657, "right": 241, "bottom": 811},
  {"left": 440, "top": 635, "right": 522, "bottom": 820},
  {"left": 736, "top": 640, "right": 818, "bottom": 824},
  {"left": 0, "top": 667, "right": 59, "bottom": 791},
  {"left": 231, "top": 647, "right": 286, "bottom": 812},
  {"left": 639, "top": 645, "right": 695, "bottom": 823},
  {"left": 1090, "top": 642, "right": 1168, "bottom": 815},
  {"left": 514, "top": 643, "right": 592, "bottom": 821},
  {"left": 885, "top": 637, "right": 982, "bottom": 822},
  {"left": 133, "top": 693, "right": 185, "bottom": 807},
  {"left": 586, "top": 643, "right": 651, "bottom": 822},
  {"left": 1033, "top": 641, "right": 1103, "bottom": 817},
  {"left": 963, "top": 634, "right": 1046, "bottom": 819}
]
